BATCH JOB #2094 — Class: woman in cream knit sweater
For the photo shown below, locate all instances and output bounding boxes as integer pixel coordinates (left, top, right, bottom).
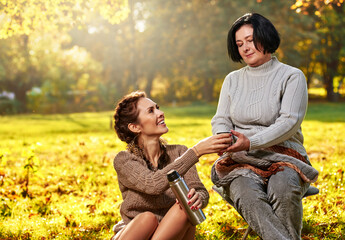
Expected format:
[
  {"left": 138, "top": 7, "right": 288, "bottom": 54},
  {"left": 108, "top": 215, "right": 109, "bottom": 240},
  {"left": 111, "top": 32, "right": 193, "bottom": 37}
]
[
  {"left": 211, "top": 13, "right": 313, "bottom": 240},
  {"left": 111, "top": 91, "right": 231, "bottom": 240}
]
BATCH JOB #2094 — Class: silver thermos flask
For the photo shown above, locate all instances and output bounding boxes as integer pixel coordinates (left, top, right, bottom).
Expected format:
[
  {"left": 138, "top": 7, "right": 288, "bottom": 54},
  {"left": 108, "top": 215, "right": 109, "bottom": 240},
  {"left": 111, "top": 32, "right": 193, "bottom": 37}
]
[{"left": 167, "top": 170, "right": 206, "bottom": 226}]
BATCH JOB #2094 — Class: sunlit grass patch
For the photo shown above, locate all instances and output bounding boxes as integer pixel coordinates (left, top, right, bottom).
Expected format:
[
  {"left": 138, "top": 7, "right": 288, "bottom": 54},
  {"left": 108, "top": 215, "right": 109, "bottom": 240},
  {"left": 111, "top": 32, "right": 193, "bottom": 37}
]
[{"left": 0, "top": 102, "right": 344, "bottom": 239}]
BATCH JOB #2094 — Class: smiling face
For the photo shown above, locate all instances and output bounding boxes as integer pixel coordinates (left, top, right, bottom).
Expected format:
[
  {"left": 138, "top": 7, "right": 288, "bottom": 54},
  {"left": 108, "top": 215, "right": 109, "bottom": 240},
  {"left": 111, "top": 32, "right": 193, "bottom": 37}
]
[
  {"left": 235, "top": 24, "right": 272, "bottom": 67},
  {"left": 130, "top": 97, "right": 168, "bottom": 140}
]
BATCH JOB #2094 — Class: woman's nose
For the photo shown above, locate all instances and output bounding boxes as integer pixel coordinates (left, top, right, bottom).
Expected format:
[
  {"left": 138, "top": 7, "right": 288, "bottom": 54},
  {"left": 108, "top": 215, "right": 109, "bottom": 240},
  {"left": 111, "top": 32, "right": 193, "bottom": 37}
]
[
  {"left": 243, "top": 43, "right": 250, "bottom": 52},
  {"left": 157, "top": 109, "right": 164, "bottom": 116}
]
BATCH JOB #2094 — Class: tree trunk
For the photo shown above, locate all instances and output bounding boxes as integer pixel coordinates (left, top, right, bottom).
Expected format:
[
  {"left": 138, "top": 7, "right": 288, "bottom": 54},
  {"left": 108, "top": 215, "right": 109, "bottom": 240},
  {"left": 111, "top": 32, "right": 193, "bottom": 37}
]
[
  {"left": 145, "top": 72, "right": 155, "bottom": 98},
  {"left": 128, "top": 0, "right": 138, "bottom": 90},
  {"left": 324, "top": 74, "right": 336, "bottom": 102},
  {"left": 322, "top": 31, "right": 341, "bottom": 102},
  {"left": 202, "top": 78, "right": 215, "bottom": 102},
  {"left": 324, "top": 58, "right": 340, "bottom": 102},
  {"left": 7, "top": 77, "right": 29, "bottom": 112}
]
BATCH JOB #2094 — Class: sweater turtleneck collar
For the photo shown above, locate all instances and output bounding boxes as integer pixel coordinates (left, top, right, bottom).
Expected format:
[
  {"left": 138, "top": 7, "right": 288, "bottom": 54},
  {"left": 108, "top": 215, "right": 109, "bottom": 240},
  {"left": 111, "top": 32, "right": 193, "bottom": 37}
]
[{"left": 246, "top": 56, "right": 280, "bottom": 74}]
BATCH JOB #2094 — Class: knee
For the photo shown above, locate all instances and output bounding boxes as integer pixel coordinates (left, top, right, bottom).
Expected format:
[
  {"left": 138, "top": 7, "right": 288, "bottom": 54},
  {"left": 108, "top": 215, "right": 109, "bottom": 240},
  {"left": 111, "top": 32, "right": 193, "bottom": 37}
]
[
  {"left": 230, "top": 177, "right": 265, "bottom": 200},
  {"left": 137, "top": 211, "right": 159, "bottom": 228},
  {"left": 229, "top": 177, "right": 267, "bottom": 210},
  {"left": 270, "top": 185, "right": 303, "bottom": 204},
  {"left": 268, "top": 169, "right": 304, "bottom": 202}
]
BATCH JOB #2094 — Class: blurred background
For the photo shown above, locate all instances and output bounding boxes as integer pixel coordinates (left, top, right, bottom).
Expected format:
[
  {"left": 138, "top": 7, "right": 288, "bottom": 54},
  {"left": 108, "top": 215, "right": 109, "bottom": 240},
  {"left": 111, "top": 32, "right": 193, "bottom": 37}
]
[{"left": 0, "top": 0, "right": 344, "bottom": 114}]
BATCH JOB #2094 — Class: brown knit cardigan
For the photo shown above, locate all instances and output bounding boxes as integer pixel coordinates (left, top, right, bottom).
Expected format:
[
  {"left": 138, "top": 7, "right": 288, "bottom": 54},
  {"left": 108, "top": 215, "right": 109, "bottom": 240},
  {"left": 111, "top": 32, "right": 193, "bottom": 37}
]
[{"left": 113, "top": 144, "right": 209, "bottom": 227}]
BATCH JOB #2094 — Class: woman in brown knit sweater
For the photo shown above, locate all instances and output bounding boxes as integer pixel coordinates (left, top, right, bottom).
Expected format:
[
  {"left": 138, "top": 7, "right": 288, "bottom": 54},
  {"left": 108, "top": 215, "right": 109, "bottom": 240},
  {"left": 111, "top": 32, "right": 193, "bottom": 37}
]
[{"left": 111, "top": 91, "right": 231, "bottom": 240}]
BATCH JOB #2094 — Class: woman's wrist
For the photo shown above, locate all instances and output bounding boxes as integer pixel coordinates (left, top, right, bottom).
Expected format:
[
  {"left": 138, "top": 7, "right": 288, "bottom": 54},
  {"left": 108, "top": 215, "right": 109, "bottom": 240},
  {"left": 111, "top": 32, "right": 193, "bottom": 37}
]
[{"left": 192, "top": 146, "right": 201, "bottom": 158}]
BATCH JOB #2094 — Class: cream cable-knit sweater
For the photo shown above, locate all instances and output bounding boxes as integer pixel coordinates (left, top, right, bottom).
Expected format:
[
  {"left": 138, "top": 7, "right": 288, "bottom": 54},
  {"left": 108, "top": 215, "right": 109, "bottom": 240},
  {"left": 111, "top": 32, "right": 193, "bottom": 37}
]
[
  {"left": 113, "top": 144, "right": 209, "bottom": 225},
  {"left": 211, "top": 57, "right": 308, "bottom": 159}
]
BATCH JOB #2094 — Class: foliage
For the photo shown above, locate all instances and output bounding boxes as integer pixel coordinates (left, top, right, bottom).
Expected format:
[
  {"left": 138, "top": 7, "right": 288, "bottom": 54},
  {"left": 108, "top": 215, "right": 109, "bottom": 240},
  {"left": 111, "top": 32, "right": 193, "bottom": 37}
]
[
  {"left": 291, "top": 0, "right": 345, "bottom": 101},
  {"left": 0, "top": 0, "right": 345, "bottom": 113},
  {"left": 25, "top": 44, "right": 104, "bottom": 113},
  {"left": 0, "top": 102, "right": 344, "bottom": 239},
  {"left": 22, "top": 144, "right": 41, "bottom": 198},
  {"left": 0, "top": 148, "right": 10, "bottom": 186},
  {"left": 0, "top": 0, "right": 129, "bottom": 39},
  {"left": 0, "top": 0, "right": 127, "bottom": 113}
]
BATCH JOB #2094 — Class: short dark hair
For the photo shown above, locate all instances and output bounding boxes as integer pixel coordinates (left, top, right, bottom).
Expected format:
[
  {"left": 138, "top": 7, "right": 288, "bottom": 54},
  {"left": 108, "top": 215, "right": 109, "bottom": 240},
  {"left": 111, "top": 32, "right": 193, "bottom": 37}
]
[{"left": 227, "top": 13, "right": 280, "bottom": 62}]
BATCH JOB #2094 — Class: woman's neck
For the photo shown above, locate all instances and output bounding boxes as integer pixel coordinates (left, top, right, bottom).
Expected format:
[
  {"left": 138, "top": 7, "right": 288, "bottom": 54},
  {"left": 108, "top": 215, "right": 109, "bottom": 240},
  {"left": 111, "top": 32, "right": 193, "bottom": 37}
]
[{"left": 138, "top": 137, "right": 161, "bottom": 167}]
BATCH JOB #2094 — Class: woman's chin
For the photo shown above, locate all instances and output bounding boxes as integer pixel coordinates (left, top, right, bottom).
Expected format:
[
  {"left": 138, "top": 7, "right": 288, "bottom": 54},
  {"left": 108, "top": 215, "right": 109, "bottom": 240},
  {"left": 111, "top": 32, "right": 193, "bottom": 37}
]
[{"left": 162, "top": 128, "right": 169, "bottom": 134}]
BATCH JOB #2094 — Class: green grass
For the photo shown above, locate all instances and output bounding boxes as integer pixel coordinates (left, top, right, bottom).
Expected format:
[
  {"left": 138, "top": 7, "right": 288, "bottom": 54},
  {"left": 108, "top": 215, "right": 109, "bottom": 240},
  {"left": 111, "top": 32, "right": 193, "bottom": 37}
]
[{"left": 0, "top": 102, "right": 344, "bottom": 239}]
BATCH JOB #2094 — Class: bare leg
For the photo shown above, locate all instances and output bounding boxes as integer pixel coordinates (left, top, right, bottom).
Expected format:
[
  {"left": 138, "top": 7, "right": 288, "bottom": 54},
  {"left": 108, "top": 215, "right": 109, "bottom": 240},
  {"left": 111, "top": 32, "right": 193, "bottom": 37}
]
[
  {"left": 111, "top": 228, "right": 124, "bottom": 240},
  {"left": 151, "top": 203, "right": 196, "bottom": 240},
  {"left": 181, "top": 225, "right": 196, "bottom": 240},
  {"left": 115, "top": 212, "right": 158, "bottom": 240}
]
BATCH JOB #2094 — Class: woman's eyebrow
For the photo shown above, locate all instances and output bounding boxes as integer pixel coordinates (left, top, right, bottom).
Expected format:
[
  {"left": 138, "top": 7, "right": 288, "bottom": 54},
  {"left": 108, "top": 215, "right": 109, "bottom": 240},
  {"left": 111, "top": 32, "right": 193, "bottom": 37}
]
[
  {"left": 236, "top": 34, "right": 253, "bottom": 42},
  {"left": 146, "top": 105, "right": 155, "bottom": 111}
]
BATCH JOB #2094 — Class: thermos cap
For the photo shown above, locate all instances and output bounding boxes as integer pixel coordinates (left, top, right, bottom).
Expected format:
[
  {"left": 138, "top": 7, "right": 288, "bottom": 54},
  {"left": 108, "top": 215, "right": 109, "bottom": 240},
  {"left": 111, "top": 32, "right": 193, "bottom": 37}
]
[{"left": 167, "top": 170, "right": 180, "bottom": 182}]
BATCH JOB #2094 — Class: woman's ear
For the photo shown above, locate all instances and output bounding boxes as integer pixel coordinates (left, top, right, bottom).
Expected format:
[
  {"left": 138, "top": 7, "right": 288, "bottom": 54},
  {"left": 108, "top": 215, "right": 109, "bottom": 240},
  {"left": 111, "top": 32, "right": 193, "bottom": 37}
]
[{"left": 128, "top": 123, "right": 141, "bottom": 134}]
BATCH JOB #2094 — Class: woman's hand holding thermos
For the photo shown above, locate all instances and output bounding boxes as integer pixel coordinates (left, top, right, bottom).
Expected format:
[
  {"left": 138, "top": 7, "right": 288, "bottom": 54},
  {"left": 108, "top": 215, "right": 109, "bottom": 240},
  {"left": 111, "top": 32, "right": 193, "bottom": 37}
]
[
  {"left": 167, "top": 170, "right": 206, "bottom": 226},
  {"left": 176, "top": 188, "right": 202, "bottom": 211}
]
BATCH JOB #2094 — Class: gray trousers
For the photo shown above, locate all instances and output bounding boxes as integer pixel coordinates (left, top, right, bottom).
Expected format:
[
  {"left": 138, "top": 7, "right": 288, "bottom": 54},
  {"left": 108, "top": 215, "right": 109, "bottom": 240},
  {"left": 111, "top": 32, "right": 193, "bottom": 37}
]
[{"left": 228, "top": 167, "right": 310, "bottom": 240}]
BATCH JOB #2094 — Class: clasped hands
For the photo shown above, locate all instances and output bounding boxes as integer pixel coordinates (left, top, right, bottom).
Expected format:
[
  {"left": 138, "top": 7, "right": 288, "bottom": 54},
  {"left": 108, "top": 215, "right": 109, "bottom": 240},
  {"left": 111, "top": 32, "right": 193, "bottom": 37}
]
[{"left": 193, "top": 130, "right": 250, "bottom": 157}]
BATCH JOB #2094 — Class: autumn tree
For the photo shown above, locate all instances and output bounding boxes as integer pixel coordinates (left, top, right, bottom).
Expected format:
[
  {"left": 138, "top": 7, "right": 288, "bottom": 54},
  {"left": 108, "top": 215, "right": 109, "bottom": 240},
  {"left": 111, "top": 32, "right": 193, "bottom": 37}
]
[
  {"left": 0, "top": 0, "right": 129, "bottom": 112},
  {"left": 1, "top": 0, "right": 343, "bottom": 113},
  {"left": 291, "top": 0, "right": 345, "bottom": 101}
]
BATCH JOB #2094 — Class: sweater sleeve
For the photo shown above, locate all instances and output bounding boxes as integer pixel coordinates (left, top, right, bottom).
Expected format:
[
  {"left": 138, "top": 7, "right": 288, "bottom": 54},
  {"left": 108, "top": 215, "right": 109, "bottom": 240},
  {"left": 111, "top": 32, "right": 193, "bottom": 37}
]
[
  {"left": 211, "top": 73, "right": 235, "bottom": 135},
  {"left": 114, "top": 147, "right": 199, "bottom": 195},
  {"left": 249, "top": 70, "right": 308, "bottom": 149}
]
